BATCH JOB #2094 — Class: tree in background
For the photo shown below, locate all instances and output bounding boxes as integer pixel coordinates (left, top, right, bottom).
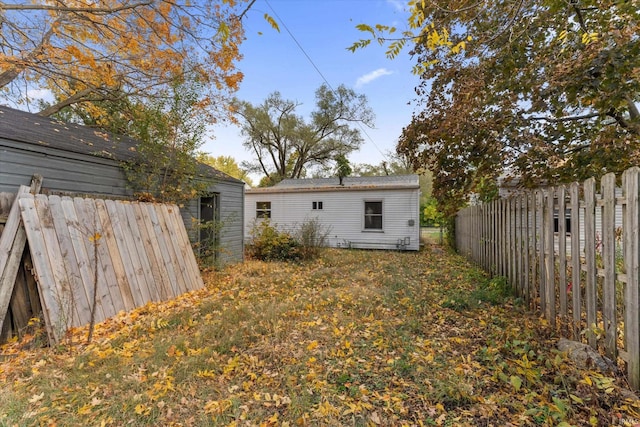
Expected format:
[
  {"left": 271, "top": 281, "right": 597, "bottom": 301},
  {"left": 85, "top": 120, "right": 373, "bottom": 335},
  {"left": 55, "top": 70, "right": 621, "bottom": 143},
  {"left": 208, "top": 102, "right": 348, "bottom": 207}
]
[
  {"left": 0, "top": 0, "right": 250, "bottom": 121},
  {"left": 334, "top": 154, "right": 352, "bottom": 185},
  {"left": 233, "top": 84, "right": 374, "bottom": 184},
  {"left": 197, "top": 154, "right": 254, "bottom": 186},
  {"left": 351, "top": 0, "right": 640, "bottom": 217}
]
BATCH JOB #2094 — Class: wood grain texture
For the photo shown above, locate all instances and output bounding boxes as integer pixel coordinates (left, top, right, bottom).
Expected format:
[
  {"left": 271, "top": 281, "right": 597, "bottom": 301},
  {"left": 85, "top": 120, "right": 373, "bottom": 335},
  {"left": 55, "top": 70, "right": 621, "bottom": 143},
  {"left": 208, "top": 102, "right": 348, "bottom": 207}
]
[{"left": 16, "top": 196, "right": 204, "bottom": 344}]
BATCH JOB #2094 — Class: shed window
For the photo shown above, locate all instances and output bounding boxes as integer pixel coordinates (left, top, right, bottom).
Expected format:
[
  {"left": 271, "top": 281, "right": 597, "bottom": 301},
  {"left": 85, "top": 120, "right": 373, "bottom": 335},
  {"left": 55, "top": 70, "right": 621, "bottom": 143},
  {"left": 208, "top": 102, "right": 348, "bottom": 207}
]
[
  {"left": 364, "top": 201, "right": 383, "bottom": 230},
  {"left": 256, "top": 201, "right": 271, "bottom": 219},
  {"left": 312, "top": 201, "right": 323, "bottom": 210}
]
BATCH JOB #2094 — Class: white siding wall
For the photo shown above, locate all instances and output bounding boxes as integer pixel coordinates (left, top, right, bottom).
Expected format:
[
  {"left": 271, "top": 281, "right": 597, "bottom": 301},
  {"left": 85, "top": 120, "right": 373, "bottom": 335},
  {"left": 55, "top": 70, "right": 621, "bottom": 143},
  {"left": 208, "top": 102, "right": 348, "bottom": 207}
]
[{"left": 245, "top": 187, "right": 420, "bottom": 251}]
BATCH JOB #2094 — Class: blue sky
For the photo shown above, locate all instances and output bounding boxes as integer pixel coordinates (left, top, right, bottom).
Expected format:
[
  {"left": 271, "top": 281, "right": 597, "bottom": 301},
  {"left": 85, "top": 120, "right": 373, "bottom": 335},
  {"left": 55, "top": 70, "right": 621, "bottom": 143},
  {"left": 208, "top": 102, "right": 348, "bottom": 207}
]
[{"left": 204, "top": 0, "right": 420, "bottom": 178}]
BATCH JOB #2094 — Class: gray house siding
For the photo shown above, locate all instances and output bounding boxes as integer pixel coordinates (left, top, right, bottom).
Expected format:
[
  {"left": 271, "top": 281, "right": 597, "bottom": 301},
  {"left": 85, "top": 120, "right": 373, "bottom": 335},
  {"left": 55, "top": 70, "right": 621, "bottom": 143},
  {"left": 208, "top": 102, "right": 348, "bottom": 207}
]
[
  {"left": 1, "top": 140, "right": 131, "bottom": 196},
  {"left": 181, "top": 179, "right": 244, "bottom": 265},
  {"left": 0, "top": 106, "right": 244, "bottom": 265}
]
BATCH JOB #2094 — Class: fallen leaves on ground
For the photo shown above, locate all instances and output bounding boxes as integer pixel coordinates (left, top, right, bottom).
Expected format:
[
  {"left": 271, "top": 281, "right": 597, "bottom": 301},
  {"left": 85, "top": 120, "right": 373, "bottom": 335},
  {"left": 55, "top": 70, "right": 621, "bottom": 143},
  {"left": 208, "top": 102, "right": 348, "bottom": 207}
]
[{"left": 1, "top": 247, "right": 639, "bottom": 426}]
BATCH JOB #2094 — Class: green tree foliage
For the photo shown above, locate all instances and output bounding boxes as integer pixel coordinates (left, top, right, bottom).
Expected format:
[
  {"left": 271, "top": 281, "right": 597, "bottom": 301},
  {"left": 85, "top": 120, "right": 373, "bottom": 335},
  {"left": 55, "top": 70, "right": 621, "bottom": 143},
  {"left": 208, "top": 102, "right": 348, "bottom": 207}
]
[
  {"left": 334, "top": 154, "right": 352, "bottom": 185},
  {"left": 101, "top": 76, "right": 211, "bottom": 204},
  {"left": 352, "top": 0, "right": 640, "bottom": 217},
  {"left": 421, "top": 197, "right": 443, "bottom": 227},
  {"left": 197, "top": 154, "right": 253, "bottom": 186},
  {"left": 233, "top": 84, "right": 374, "bottom": 183}
]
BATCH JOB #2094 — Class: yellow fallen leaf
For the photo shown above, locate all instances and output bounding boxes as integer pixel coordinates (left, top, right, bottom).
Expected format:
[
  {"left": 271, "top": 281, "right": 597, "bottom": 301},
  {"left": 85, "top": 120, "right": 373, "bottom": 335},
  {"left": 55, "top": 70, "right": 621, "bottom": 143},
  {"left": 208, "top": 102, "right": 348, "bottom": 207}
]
[
  {"left": 29, "top": 393, "right": 44, "bottom": 404},
  {"left": 77, "top": 403, "right": 93, "bottom": 415}
]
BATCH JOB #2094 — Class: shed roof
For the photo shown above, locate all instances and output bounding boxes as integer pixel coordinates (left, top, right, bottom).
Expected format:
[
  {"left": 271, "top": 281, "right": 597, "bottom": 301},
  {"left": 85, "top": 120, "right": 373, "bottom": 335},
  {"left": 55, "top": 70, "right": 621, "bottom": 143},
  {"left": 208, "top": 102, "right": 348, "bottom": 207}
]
[
  {"left": 0, "top": 105, "right": 241, "bottom": 184},
  {"left": 246, "top": 175, "right": 420, "bottom": 194}
]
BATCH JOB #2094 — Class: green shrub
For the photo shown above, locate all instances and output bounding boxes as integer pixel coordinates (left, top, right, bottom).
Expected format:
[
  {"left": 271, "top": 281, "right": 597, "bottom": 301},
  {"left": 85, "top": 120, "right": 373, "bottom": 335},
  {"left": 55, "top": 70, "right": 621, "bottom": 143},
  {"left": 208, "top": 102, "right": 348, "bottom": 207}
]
[
  {"left": 247, "top": 218, "right": 331, "bottom": 262},
  {"left": 247, "top": 220, "right": 301, "bottom": 261}
]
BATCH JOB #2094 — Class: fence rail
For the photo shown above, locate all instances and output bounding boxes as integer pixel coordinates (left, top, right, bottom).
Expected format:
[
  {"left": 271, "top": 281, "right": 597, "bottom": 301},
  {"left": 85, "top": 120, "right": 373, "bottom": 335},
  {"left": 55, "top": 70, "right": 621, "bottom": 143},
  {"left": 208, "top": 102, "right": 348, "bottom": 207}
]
[{"left": 456, "top": 167, "right": 640, "bottom": 390}]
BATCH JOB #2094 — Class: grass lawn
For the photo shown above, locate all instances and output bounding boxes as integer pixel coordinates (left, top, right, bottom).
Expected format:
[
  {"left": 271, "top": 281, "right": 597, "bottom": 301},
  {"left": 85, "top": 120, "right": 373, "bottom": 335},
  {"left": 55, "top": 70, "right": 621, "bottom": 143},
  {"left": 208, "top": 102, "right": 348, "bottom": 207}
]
[
  {"left": 420, "top": 227, "right": 444, "bottom": 245},
  {"left": 0, "top": 247, "right": 639, "bottom": 426}
]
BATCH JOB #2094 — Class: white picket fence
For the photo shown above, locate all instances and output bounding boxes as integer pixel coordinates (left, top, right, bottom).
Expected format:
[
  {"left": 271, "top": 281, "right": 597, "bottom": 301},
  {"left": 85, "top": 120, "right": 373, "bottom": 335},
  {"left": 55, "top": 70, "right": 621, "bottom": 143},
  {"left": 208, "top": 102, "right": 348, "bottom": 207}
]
[{"left": 456, "top": 167, "right": 640, "bottom": 390}]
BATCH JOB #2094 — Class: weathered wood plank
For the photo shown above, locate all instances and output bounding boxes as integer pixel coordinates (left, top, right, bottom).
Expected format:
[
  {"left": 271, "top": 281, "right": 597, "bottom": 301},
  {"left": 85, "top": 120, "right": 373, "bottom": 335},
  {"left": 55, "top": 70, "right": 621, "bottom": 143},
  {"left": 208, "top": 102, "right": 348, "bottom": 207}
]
[
  {"left": 536, "top": 190, "right": 545, "bottom": 312},
  {"left": 94, "top": 199, "right": 136, "bottom": 312},
  {"left": 104, "top": 200, "right": 146, "bottom": 307},
  {"left": 116, "top": 201, "right": 154, "bottom": 303},
  {"left": 160, "top": 203, "right": 198, "bottom": 291},
  {"left": 501, "top": 199, "right": 507, "bottom": 278},
  {"left": 23, "top": 252, "right": 41, "bottom": 319},
  {"left": 584, "top": 178, "right": 597, "bottom": 348},
  {"left": 121, "top": 202, "right": 159, "bottom": 302},
  {"left": 36, "top": 195, "right": 81, "bottom": 332},
  {"left": 19, "top": 195, "right": 60, "bottom": 344},
  {"left": 601, "top": 173, "right": 617, "bottom": 359},
  {"left": 73, "top": 197, "right": 117, "bottom": 321},
  {"left": 0, "top": 186, "right": 29, "bottom": 270},
  {"left": 59, "top": 196, "right": 105, "bottom": 326},
  {"left": 0, "top": 185, "right": 31, "bottom": 335},
  {"left": 516, "top": 196, "right": 523, "bottom": 298},
  {"left": 48, "top": 195, "right": 85, "bottom": 327},
  {"left": 163, "top": 204, "right": 204, "bottom": 291},
  {"left": 558, "top": 186, "right": 567, "bottom": 322},
  {"left": 570, "top": 182, "right": 581, "bottom": 340},
  {"left": 154, "top": 205, "right": 189, "bottom": 294},
  {"left": 9, "top": 263, "right": 30, "bottom": 335},
  {"left": 623, "top": 168, "right": 640, "bottom": 389},
  {"left": 82, "top": 198, "right": 126, "bottom": 315},
  {"left": 544, "top": 188, "right": 556, "bottom": 326},
  {"left": 145, "top": 203, "right": 182, "bottom": 297},
  {"left": 134, "top": 203, "right": 172, "bottom": 301},
  {"left": 523, "top": 194, "right": 531, "bottom": 306}
]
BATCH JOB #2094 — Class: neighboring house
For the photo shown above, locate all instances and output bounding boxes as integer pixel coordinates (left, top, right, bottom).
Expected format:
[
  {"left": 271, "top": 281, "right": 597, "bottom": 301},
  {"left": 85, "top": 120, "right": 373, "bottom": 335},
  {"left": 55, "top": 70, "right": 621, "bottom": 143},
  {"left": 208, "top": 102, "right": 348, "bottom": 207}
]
[
  {"left": 244, "top": 175, "right": 420, "bottom": 251},
  {"left": 0, "top": 105, "right": 244, "bottom": 265}
]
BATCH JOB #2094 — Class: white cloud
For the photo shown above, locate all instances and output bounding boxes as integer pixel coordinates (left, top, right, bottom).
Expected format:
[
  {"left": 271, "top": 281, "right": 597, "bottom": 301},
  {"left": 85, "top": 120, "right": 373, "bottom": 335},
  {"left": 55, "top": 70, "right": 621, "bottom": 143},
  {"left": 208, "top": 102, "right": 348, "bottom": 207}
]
[
  {"left": 26, "top": 88, "right": 54, "bottom": 102},
  {"left": 355, "top": 68, "right": 394, "bottom": 88}
]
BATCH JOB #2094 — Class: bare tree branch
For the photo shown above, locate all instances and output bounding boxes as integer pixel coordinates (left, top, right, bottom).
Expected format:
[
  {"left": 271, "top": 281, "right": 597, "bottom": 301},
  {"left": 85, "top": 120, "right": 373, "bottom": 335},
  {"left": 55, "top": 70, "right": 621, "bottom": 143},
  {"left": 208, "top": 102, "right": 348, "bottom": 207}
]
[{"left": 0, "top": 1, "right": 153, "bottom": 14}]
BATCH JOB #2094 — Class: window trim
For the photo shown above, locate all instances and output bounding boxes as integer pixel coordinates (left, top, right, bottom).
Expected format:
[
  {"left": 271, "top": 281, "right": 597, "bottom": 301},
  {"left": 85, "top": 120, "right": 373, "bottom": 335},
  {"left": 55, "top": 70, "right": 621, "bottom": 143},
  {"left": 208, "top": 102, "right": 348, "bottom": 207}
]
[
  {"left": 363, "top": 200, "right": 383, "bottom": 231},
  {"left": 312, "top": 201, "right": 323, "bottom": 210},
  {"left": 256, "top": 201, "right": 271, "bottom": 219}
]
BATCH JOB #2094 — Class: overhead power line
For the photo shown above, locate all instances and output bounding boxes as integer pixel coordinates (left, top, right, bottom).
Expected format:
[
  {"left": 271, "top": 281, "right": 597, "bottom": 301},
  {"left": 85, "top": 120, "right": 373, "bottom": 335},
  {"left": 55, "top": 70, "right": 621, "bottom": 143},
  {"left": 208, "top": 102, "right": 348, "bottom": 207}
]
[{"left": 263, "top": 0, "right": 390, "bottom": 162}]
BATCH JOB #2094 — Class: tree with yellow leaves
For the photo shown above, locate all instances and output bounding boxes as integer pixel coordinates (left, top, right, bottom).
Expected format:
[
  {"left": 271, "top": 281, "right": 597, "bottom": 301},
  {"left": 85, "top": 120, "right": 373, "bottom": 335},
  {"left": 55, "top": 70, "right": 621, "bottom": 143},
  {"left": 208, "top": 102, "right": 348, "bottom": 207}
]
[{"left": 0, "top": 0, "right": 253, "bottom": 121}]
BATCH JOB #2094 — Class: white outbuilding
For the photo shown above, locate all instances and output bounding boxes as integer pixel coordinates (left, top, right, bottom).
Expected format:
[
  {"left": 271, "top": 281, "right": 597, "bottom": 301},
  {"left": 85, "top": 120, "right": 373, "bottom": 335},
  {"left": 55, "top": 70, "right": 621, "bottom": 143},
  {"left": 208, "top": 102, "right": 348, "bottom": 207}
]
[{"left": 244, "top": 175, "right": 420, "bottom": 251}]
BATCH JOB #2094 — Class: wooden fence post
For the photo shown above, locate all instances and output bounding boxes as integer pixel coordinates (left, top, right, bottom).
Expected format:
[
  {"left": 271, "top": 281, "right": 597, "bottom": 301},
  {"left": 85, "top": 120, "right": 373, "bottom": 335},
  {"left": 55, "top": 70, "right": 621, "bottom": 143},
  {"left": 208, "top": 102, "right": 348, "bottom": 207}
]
[
  {"left": 524, "top": 193, "right": 531, "bottom": 305},
  {"left": 584, "top": 177, "right": 597, "bottom": 348},
  {"left": 544, "top": 187, "right": 556, "bottom": 326},
  {"left": 623, "top": 168, "right": 640, "bottom": 390},
  {"left": 558, "top": 185, "right": 568, "bottom": 324},
  {"left": 601, "top": 173, "right": 617, "bottom": 360},
  {"left": 570, "top": 182, "right": 582, "bottom": 340},
  {"left": 536, "top": 190, "right": 545, "bottom": 312}
]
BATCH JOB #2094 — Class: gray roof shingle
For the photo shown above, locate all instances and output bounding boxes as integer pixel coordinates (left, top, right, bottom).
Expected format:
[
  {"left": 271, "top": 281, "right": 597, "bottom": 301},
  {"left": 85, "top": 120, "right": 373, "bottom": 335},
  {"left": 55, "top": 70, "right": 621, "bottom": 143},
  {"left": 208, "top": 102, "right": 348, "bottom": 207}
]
[
  {"left": 246, "top": 175, "right": 419, "bottom": 193},
  {"left": 0, "top": 105, "right": 241, "bottom": 183}
]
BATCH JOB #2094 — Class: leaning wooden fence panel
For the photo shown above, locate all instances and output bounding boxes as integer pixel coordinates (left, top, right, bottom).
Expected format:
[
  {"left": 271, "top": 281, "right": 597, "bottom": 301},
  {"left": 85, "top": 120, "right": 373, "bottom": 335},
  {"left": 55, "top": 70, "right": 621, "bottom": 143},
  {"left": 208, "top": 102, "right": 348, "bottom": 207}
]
[
  {"left": 18, "top": 194, "right": 205, "bottom": 344},
  {"left": 456, "top": 167, "right": 640, "bottom": 390}
]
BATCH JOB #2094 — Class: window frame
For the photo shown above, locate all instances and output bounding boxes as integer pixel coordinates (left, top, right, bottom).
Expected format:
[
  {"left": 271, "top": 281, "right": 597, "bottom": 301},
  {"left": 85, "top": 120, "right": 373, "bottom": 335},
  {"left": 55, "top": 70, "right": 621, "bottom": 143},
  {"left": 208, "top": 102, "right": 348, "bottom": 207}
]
[
  {"left": 363, "top": 200, "right": 383, "bottom": 231},
  {"left": 256, "top": 201, "right": 271, "bottom": 219},
  {"left": 312, "top": 201, "right": 323, "bottom": 210}
]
